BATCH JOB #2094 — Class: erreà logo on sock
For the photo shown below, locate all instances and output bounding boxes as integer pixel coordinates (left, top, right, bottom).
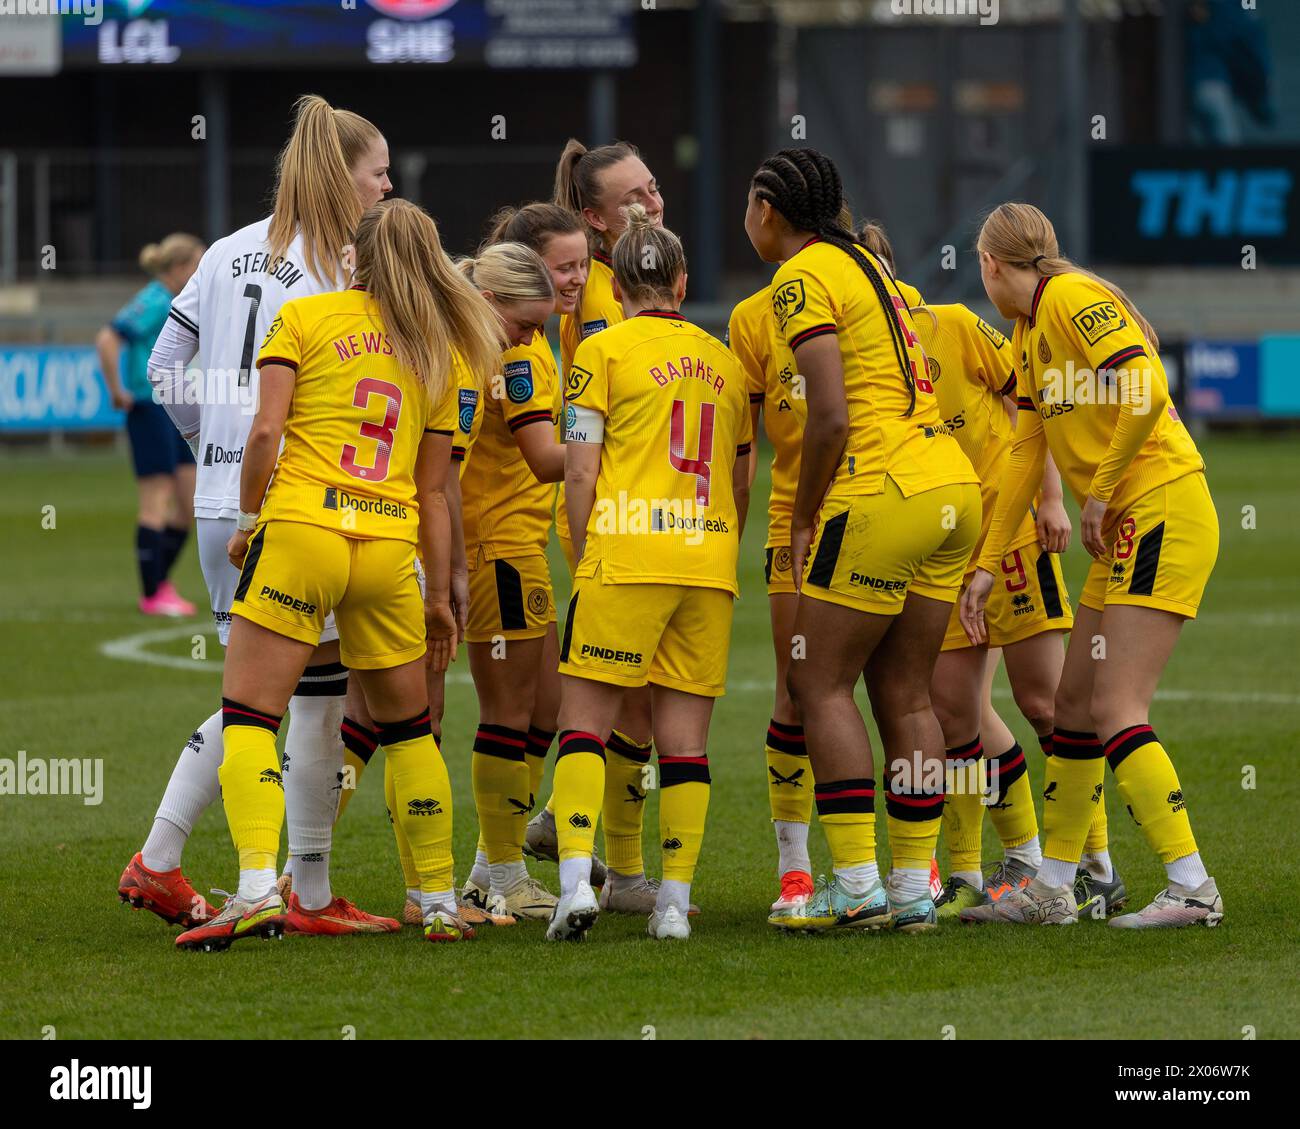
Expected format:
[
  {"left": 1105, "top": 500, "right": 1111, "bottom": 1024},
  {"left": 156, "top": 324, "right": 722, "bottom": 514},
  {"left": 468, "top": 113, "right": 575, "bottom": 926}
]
[
  {"left": 407, "top": 798, "right": 442, "bottom": 816},
  {"left": 662, "top": 837, "right": 683, "bottom": 851}
]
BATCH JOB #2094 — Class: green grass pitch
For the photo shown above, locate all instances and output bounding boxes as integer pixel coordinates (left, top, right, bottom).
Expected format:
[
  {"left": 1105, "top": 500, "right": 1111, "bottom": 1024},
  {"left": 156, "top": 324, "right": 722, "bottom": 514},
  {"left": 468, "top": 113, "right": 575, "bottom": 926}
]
[{"left": 1, "top": 433, "right": 1296, "bottom": 1040}]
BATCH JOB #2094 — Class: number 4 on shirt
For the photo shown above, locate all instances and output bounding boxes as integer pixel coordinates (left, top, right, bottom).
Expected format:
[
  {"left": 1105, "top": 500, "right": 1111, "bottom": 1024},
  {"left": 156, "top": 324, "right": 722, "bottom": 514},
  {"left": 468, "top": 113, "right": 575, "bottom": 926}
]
[{"left": 668, "top": 398, "right": 714, "bottom": 507}]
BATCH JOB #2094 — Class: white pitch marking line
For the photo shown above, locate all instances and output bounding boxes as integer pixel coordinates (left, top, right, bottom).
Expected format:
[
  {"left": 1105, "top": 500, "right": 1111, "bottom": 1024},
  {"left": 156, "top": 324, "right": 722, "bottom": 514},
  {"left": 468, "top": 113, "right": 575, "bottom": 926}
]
[{"left": 97, "top": 625, "right": 1299, "bottom": 707}]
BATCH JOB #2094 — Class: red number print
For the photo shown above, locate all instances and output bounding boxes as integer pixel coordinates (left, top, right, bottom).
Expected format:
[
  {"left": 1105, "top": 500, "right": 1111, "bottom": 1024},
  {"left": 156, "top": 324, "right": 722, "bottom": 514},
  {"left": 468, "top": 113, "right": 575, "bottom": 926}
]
[
  {"left": 890, "top": 294, "right": 932, "bottom": 393},
  {"left": 668, "top": 398, "right": 715, "bottom": 507},
  {"left": 340, "top": 377, "right": 403, "bottom": 482},
  {"left": 1114, "top": 516, "right": 1137, "bottom": 560},
  {"left": 1001, "top": 549, "right": 1028, "bottom": 592}
]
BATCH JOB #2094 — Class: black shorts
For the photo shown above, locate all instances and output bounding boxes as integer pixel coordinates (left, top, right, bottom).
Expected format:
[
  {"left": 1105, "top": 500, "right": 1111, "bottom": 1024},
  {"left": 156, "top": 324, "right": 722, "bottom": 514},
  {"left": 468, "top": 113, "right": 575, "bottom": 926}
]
[{"left": 125, "top": 400, "right": 194, "bottom": 478}]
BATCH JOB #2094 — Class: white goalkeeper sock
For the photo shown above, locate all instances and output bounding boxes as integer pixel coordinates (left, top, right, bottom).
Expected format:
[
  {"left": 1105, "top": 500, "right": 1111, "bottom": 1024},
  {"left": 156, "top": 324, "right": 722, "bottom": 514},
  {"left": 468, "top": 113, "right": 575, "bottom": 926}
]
[
  {"left": 141, "top": 709, "right": 223, "bottom": 873},
  {"left": 284, "top": 665, "right": 348, "bottom": 911}
]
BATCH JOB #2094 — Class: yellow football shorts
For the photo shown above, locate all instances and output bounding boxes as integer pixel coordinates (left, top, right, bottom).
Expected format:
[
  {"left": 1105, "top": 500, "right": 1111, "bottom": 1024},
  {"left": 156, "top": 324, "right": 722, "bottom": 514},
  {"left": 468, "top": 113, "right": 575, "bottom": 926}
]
[
  {"left": 802, "top": 477, "right": 981, "bottom": 615},
  {"left": 231, "top": 520, "right": 425, "bottom": 669},
  {"left": 1080, "top": 471, "right": 1218, "bottom": 618},
  {"left": 942, "top": 539, "right": 1074, "bottom": 651},
  {"left": 559, "top": 565, "right": 735, "bottom": 697},
  {"left": 466, "top": 547, "right": 556, "bottom": 643}
]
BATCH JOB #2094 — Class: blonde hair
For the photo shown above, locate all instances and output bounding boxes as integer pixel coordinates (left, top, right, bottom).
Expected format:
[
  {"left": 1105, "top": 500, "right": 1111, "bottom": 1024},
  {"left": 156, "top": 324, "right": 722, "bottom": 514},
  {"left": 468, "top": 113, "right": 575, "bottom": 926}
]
[
  {"left": 139, "top": 232, "right": 204, "bottom": 275},
  {"left": 856, "top": 221, "right": 896, "bottom": 276},
  {"left": 977, "top": 202, "right": 1159, "bottom": 350},
  {"left": 353, "top": 199, "right": 503, "bottom": 401},
  {"left": 268, "top": 94, "right": 382, "bottom": 288},
  {"left": 458, "top": 241, "right": 554, "bottom": 310},
  {"left": 610, "top": 203, "right": 685, "bottom": 307}
]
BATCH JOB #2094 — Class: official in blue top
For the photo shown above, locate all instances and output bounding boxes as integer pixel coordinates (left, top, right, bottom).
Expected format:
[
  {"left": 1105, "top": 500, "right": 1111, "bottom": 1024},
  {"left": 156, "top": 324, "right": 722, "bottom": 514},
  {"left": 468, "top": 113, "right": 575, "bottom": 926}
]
[{"left": 96, "top": 232, "right": 205, "bottom": 617}]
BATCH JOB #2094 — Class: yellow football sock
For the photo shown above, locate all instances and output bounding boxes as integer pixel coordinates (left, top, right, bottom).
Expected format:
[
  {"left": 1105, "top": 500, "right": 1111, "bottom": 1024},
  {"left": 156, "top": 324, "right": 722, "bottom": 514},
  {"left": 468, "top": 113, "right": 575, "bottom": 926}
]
[
  {"left": 815, "top": 778, "right": 877, "bottom": 870},
  {"left": 383, "top": 749, "right": 420, "bottom": 889},
  {"left": 602, "top": 729, "right": 652, "bottom": 876},
  {"left": 886, "top": 774, "right": 945, "bottom": 872},
  {"left": 335, "top": 716, "right": 378, "bottom": 824},
  {"left": 525, "top": 726, "right": 554, "bottom": 813},
  {"left": 1043, "top": 729, "right": 1105, "bottom": 863},
  {"left": 1085, "top": 790, "right": 1109, "bottom": 853},
  {"left": 471, "top": 724, "right": 529, "bottom": 866},
  {"left": 377, "top": 710, "right": 453, "bottom": 894},
  {"left": 1106, "top": 725, "right": 1198, "bottom": 863},
  {"left": 658, "top": 755, "right": 711, "bottom": 884},
  {"left": 218, "top": 700, "right": 286, "bottom": 871},
  {"left": 943, "top": 737, "right": 984, "bottom": 873},
  {"left": 985, "top": 740, "right": 1038, "bottom": 849},
  {"left": 766, "top": 719, "right": 813, "bottom": 823},
  {"left": 554, "top": 730, "right": 605, "bottom": 862}
]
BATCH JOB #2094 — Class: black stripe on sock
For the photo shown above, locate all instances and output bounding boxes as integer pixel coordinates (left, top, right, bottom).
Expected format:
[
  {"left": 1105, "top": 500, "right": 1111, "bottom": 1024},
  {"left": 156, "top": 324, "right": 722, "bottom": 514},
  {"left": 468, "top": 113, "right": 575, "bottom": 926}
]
[
  {"left": 986, "top": 741, "right": 1027, "bottom": 803},
  {"left": 556, "top": 730, "right": 604, "bottom": 761},
  {"left": 525, "top": 727, "right": 555, "bottom": 759},
  {"left": 814, "top": 777, "right": 875, "bottom": 816},
  {"left": 658, "top": 755, "right": 710, "bottom": 787},
  {"left": 1051, "top": 727, "right": 1103, "bottom": 760},
  {"left": 375, "top": 710, "right": 432, "bottom": 746},
  {"left": 1128, "top": 521, "right": 1165, "bottom": 597},
  {"left": 222, "top": 697, "right": 281, "bottom": 734},
  {"left": 473, "top": 725, "right": 527, "bottom": 762},
  {"left": 764, "top": 547, "right": 774, "bottom": 584},
  {"left": 233, "top": 525, "right": 267, "bottom": 602},
  {"left": 494, "top": 558, "right": 527, "bottom": 631},
  {"left": 885, "top": 786, "right": 946, "bottom": 822},
  {"left": 340, "top": 717, "right": 379, "bottom": 764},
  {"left": 607, "top": 731, "right": 652, "bottom": 763},
  {"left": 1104, "top": 724, "right": 1158, "bottom": 771},
  {"left": 945, "top": 736, "right": 984, "bottom": 761},
  {"left": 560, "top": 592, "right": 578, "bottom": 663},
  {"left": 1035, "top": 549, "right": 1065, "bottom": 618},
  {"left": 294, "top": 661, "right": 350, "bottom": 697},
  {"left": 1037, "top": 732, "right": 1053, "bottom": 755},
  {"left": 765, "top": 718, "right": 808, "bottom": 757},
  {"left": 806, "top": 510, "right": 848, "bottom": 589}
]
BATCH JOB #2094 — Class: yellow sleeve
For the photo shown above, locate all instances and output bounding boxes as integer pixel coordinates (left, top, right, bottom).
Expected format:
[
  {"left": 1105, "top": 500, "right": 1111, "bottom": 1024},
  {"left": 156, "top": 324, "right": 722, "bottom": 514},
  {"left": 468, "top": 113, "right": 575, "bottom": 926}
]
[
  {"left": 728, "top": 305, "right": 769, "bottom": 406},
  {"left": 977, "top": 372, "right": 1047, "bottom": 572},
  {"left": 425, "top": 375, "right": 458, "bottom": 434},
  {"left": 967, "top": 312, "right": 1016, "bottom": 397},
  {"left": 501, "top": 348, "right": 557, "bottom": 433},
  {"left": 1046, "top": 283, "right": 1167, "bottom": 503},
  {"left": 256, "top": 300, "right": 303, "bottom": 371},
  {"left": 771, "top": 259, "right": 837, "bottom": 352}
]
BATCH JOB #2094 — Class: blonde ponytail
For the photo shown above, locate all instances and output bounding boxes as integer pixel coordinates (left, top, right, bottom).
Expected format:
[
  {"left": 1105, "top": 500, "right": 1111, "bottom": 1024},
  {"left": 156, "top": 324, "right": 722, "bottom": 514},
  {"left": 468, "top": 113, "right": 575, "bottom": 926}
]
[
  {"left": 353, "top": 199, "right": 504, "bottom": 402},
  {"left": 139, "top": 232, "right": 204, "bottom": 276},
  {"left": 610, "top": 202, "right": 685, "bottom": 307},
  {"left": 268, "top": 94, "right": 381, "bottom": 288},
  {"left": 978, "top": 202, "right": 1160, "bottom": 351}
]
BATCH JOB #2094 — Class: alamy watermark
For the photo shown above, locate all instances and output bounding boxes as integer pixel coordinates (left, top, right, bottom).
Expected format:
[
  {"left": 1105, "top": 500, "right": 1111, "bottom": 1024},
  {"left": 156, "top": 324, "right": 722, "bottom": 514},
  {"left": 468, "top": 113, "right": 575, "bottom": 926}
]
[
  {"left": 1, "top": 750, "right": 103, "bottom": 806},
  {"left": 0, "top": 0, "right": 102, "bottom": 26}
]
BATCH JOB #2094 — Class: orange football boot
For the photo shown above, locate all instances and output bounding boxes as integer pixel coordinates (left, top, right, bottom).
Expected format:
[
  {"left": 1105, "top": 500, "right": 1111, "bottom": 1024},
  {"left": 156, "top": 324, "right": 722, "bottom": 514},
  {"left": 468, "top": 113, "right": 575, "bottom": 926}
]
[
  {"left": 283, "top": 893, "right": 400, "bottom": 935},
  {"left": 118, "top": 852, "right": 220, "bottom": 927}
]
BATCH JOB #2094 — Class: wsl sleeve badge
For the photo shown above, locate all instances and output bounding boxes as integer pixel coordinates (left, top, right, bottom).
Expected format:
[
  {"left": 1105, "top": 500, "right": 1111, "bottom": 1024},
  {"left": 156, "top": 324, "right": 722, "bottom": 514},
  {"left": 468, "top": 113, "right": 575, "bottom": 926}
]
[
  {"left": 458, "top": 387, "right": 479, "bottom": 436},
  {"left": 504, "top": 360, "right": 534, "bottom": 405}
]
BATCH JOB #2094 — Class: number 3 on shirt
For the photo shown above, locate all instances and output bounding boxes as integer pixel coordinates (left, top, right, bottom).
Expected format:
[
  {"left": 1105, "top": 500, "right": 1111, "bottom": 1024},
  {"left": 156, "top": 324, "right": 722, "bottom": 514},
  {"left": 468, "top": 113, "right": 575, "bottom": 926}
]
[
  {"left": 341, "top": 377, "right": 403, "bottom": 482},
  {"left": 669, "top": 398, "right": 715, "bottom": 507},
  {"left": 890, "top": 294, "right": 933, "bottom": 394}
]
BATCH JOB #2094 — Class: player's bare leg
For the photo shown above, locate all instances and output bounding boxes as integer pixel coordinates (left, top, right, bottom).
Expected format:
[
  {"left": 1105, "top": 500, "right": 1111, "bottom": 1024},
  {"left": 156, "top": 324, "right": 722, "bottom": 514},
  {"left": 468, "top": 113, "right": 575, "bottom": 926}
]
[
  {"left": 864, "top": 593, "right": 954, "bottom": 930},
  {"left": 765, "top": 591, "right": 815, "bottom": 912}
]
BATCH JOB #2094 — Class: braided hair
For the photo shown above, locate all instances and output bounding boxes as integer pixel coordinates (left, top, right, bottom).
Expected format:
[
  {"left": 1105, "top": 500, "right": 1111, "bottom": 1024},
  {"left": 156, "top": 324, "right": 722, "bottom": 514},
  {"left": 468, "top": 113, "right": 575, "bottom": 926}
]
[{"left": 751, "top": 148, "right": 919, "bottom": 414}]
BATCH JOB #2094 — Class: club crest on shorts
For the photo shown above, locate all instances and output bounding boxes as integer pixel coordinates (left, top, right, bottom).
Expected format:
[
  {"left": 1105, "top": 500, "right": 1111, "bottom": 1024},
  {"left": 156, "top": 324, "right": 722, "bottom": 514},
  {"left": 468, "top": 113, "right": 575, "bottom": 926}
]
[{"left": 528, "top": 587, "right": 549, "bottom": 616}]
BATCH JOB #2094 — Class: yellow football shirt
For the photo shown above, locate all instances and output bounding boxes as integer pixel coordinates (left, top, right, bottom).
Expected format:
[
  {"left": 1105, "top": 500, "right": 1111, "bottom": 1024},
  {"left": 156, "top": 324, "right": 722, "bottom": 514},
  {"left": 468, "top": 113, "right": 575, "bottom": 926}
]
[
  {"left": 1010, "top": 271, "right": 1203, "bottom": 517},
  {"left": 566, "top": 310, "right": 751, "bottom": 594},
  {"left": 771, "top": 239, "right": 976, "bottom": 499},
  {"left": 461, "top": 329, "right": 559, "bottom": 558},
  {"left": 255, "top": 287, "right": 457, "bottom": 544},
  {"left": 728, "top": 284, "right": 804, "bottom": 548},
  {"left": 558, "top": 249, "right": 624, "bottom": 550},
  {"left": 913, "top": 302, "right": 1037, "bottom": 557}
]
